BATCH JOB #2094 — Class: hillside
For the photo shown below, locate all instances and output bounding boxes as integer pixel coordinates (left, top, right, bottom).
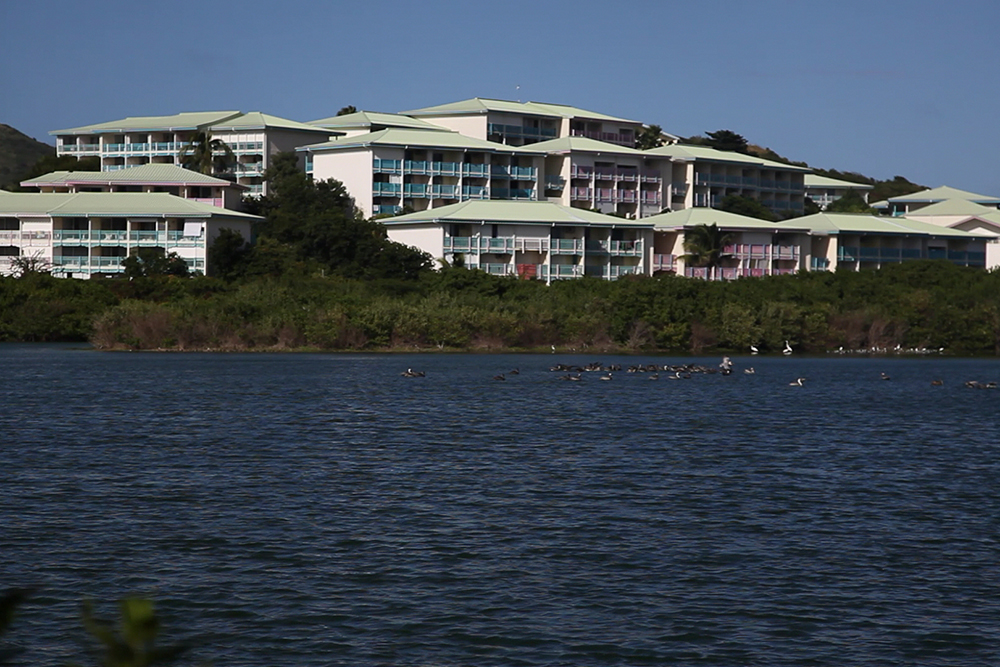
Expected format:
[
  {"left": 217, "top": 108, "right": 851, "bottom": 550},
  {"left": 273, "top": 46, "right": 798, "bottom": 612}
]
[{"left": 0, "top": 124, "right": 55, "bottom": 189}]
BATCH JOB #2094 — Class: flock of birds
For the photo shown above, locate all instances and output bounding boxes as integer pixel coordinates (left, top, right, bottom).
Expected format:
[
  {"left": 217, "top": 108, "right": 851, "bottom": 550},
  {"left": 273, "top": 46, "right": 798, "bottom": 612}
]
[{"left": 401, "top": 356, "right": 997, "bottom": 389}]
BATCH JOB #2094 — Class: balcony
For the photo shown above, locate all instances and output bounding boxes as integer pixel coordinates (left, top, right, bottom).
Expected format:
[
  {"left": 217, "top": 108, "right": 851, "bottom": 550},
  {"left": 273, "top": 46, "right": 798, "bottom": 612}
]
[
  {"left": 811, "top": 257, "right": 830, "bottom": 270},
  {"left": 373, "top": 182, "right": 402, "bottom": 196},
  {"left": 652, "top": 254, "right": 675, "bottom": 271},
  {"left": 551, "top": 239, "right": 584, "bottom": 254},
  {"left": 403, "top": 183, "right": 430, "bottom": 198},
  {"left": 461, "top": 164, "right": 489, "bottom": 178},
  {"left": 547, "top": 264, "right": 584, "bottom": 278},
  {"left": 640, "top": 172, "right": 661, "bottom": 183},
  {"left": 461, "top": 185, "right": 488, "bottom": 199},
  {"left": 487, "top": 123, "right": 557, "bottom": 140},
  {"left": 430, "top": 184, "right": 459, "bottom": 199},
  {"left": 721, "top": 244, "right": 800, "bottom": 261},
  {"left": 570, "top": 187, "right": 592, "bottom": 201},
  {"left": 403, "top": 160, "right": 429, "bottom": 174},
  {"left": 569, "top": 130, "right": 634, "bottom": 147},
  {"left": 640, "top": 192, "right": 662, "bottom": 205},
  {"left": 429, "top": 161, "right": 461, "bottom": 176},
  {"left": 545, "top": 176, "right": 566, "bottom": 191},
  {"left": 373, "top": 158, "right": 402, "bottom": 173},
  {"left": 570, "top": 166, "right": 594, "bottom": 180},
  {"left": 615, "top": 190, "right": 637, "bottom": 203},
  {"left": 595, "top": 188, "right": 613, "bottom": 203},
  {"left": 372, "top": 204, "right": 402, "bottom": 215},
  {"left": 491, "top": 187, "right": 535, "bottom": 200}
]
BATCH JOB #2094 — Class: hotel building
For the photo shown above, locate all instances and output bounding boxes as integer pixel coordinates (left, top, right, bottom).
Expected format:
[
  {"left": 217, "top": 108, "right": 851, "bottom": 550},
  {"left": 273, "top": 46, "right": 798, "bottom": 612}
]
[{"left": 51, "top": 111, "right": 331, "bottom": 196}]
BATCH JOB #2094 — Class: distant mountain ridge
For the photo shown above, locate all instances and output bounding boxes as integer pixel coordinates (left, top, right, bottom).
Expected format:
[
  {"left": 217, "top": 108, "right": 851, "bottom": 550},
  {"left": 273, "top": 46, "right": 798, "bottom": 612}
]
[{"left": 0, "top": 124, "right": 54, "bottom": 189}]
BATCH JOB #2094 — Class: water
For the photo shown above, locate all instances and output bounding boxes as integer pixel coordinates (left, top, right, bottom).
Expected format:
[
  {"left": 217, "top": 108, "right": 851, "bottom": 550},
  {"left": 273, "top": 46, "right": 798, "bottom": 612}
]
[{"left": 2, "top": 345, "right": 999, "bottom": 666}]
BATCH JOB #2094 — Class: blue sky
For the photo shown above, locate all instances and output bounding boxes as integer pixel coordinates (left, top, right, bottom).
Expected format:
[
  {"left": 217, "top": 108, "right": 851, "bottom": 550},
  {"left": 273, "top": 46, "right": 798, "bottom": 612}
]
[{"left": 2, "top": 0, "right": 998, "bottom": 196}]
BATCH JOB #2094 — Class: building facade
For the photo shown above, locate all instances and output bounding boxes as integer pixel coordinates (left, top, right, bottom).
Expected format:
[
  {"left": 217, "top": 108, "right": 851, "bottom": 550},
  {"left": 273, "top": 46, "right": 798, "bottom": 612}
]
[
  {"left": 51, "top": 111, "right": 331, "bottom": 196},
  {"left": 300, "top": 129, "right": 546, "bottom": 218},
  {"left": 0, "top": 191, "right": 259, "bottom": 278},
  {"left": 21, "top": 164, "right": 247, "bottom": 210},
  {"left": 804, "top": 174, "right": 874, "bottom": 209}
]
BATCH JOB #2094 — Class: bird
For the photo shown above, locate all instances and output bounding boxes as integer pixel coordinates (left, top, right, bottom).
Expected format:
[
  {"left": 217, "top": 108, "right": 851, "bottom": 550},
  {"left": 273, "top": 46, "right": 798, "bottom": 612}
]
[
  {"left": 509, "top": 368, "right": 520, "bottom": 375},
  {"left": 493, "top": 373, "right": 506, "bottom": 381},
  {"left": 931, "top": 379, "right": 943, "bottom": 386},
  {"left": 880, "top": 372, "right": 891, "bottom": 381},
  {"left": 401, "top": 368, "right": 425, "bottom": 377},
  {"left": 783, "top": 341, "right": 793, "bottom": 356},
  {"left": 744, "top": 367, "right": 756, "bottom": 375},
  {"left": 599, "top": 372, "right": 613, "bottom": 381},
  {"left": 648, "top": 373, "right": 659, "bottom": 380},
  {"left": 789, "top": 377, "right": 805, "bottom": 386},
  {"left": 750, "top": 345, "right": 759, "bottom": 355}
]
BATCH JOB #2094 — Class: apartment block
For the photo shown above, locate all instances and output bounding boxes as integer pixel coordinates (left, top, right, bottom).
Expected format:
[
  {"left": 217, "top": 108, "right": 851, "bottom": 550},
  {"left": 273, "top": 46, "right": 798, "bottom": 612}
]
[
  {"left": 300, "top": 129, "right": 545, "bottom": 218},
  {"left": 51, "top": 111, "right": 331, "bottom": 196},
  {"left": 400, "top": 98, "right": 648, "bottom": 148},
  {"left": 0, "top": 191, "right": 259, "bottom": 278},
  {"left": 644, "top": 144, "right": 809, "bottom": 216}
]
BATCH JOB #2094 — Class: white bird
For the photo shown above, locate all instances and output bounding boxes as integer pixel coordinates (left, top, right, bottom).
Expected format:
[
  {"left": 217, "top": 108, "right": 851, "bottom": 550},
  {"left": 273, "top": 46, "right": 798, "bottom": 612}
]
[
  {"left": 750, "top": 345, "right": 759, "bottom": 355},
  {"left": 783, "top": 341, "right": 793, "bottom": 356},
  {"left": 789, "top": 377, "right": 805, "bottom": 386},
  {"left": 744, "top": 367, "right": 756, "bottom": 375}
]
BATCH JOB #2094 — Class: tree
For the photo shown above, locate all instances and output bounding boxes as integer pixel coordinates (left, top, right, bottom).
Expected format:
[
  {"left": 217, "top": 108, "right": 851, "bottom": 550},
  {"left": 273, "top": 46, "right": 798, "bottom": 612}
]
[
  {"left": 121, "top": 248, "right": 190, "bottom": 279},
  {"left": 635, "top": 124, "right": 667, "bottom": 150},
  {"left": 825, "top": 189, "right": 874, "bottom": 214},
  {"left": 179, "top": 131, "right": 236, "bottom": 176},
  {"left": 717, "top": 194, "right": 777, "bottom": 221},
  {"left": 681, "top": 223, "right": 735, "bottom": 269},
  {"left": 207, "top": 228, "right": 250, "bottom": 280},
  {"left": 9, "top": 251, "right": 52, "bottom": 277},
  {"left": 705, "top": 129, "right": 750, "bottom": 154},
  {"left": 336, "top": 106, "right": 358, "bottom": 116}
]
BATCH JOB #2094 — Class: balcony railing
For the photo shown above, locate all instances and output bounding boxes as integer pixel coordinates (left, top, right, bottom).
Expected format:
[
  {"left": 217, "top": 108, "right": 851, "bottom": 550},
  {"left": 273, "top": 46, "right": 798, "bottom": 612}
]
[
  {"left": 569, "top": 129, "right": 634, "bottom": 147},
  {"left": 372, "top": 204, "right": 402, "bottom": 215},
  {"left": 491, "top": 187, "right": 535, "bottom": 200},
  {"left": 461, "top": 185, "right": 488, "bottom": 199},
  {"left": 373, "top": 158, "right": 402, "bottom": 173},
  {"left": 462, "top": 164, "right": 490, "bottom": 178},
  {"left": 373, "top": 182, "right": 402, "bottom": 196},
  {"left": 487, "top": 123, "right": 557, "bottom": 139},
  {"left": 545, "top": 176, "right": 566, "bottom": 190},
  {"left": 652, "top": 254, "right": 675, "bottom": 271},
  {"left": 570, "top": 166, "right": 594, "bottom": 180},
  {"left": 721, "top": 244, "right": 800, "bottom": 260}
]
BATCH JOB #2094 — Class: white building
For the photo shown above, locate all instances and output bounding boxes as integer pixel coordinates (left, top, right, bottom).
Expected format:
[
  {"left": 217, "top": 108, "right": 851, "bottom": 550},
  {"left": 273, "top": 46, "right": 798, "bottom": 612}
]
[
  {"left": 804, "top": 174, "right": 874, "bottom": 209},
  {"left": 903, "top": 199, "right": 1000, "bottom": 269},
  {"left": 872, "top": 185, "right": 1000, "bottom": 216},
  {"left": 528, "top": 136, "right": 669, "bottom": 218},
  {"left": 400, "top": 97, "right": 648, "bottom": 148},
  {"left": 642, "top": 144, "right": 809, "bottom": 216},
  {"left": 20, "top": 164, "right": 247, "bottom": 210},
  {"left": 382, "top": 200, "right": 651, "bottom": 282},
  {"left": 51, "top": 111, "right": 331, "bottom": 196},
  {"left": 0, "top": 191, "right": 260, "bottom": 278},
  {"left": 299, "top": 128, "right": 546, "bottom": 218}
]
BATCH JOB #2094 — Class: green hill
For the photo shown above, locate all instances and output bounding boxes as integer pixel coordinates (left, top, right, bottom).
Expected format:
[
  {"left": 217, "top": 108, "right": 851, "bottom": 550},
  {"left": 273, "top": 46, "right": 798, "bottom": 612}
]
[{"left": 0, "top": 124, "right": 55, "bottom": 190}]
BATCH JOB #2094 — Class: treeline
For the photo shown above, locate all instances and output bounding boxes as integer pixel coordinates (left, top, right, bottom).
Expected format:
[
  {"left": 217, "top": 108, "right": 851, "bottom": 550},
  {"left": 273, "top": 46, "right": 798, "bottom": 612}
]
[{"left": 3, "top": 260, "right": 1000, "bottom": 354}]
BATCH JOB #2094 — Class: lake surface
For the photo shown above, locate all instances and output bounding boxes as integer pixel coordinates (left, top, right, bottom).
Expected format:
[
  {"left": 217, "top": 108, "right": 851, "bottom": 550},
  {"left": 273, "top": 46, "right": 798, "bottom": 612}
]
[{"left": 2, "top": 345, "right": 999, "bottom": 666}]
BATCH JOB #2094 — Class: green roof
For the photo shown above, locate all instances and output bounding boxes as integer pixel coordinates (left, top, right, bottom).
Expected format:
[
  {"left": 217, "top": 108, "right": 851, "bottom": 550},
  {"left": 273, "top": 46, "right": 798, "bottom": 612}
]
[
  {"left": 789, "top": 213, "right": 988, "bottom": 238},
  {"left": 298, "top": 128, "right": 544, "bottom": 154},
  {"left": 21, "top": 164, "right": 239, "bottom": 188},
  {"left": 207, "top": 112, "right": 329, "bottom": 134},
  {"left": 307, "top": 111, "right": 447, "bottom": 132},
  {"left": 804, "top": 174, "right": 873, "bottom": 190},
  {"left": 887, "top": 185, "right": 1000, "bottom": 204},
  {"left": 644, "top": 208, "right": 810, "bottom": 232},
  {"left": 643, "top": 144, "right": 812, "bottom": 172},
  {"left": 51, "top": 111, "right": 242, "bottom": 135},
  {"left": 401, "top": 97, "right": 640, "bottom": 124},
  {"left": 526, "top": 136, "right": 647, "bottom": 156},
  {"left": 381, "top": 200, "right": 651, "bottom": 227},
  {"left": 0, "top": 191, "right": 261, "bottom": 220},
  {"left": 903, "top": 199, "right": 998, "bottom": 217}
]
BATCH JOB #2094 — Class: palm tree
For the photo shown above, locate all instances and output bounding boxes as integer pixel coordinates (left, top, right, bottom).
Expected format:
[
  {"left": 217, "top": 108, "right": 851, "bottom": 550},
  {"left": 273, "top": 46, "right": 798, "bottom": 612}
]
[
  {"left": 681, "top": 223, "right": 735, "bottom": 274},
  {"left": 179, "top": 130, "right": 236, "bottom": 176}
]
